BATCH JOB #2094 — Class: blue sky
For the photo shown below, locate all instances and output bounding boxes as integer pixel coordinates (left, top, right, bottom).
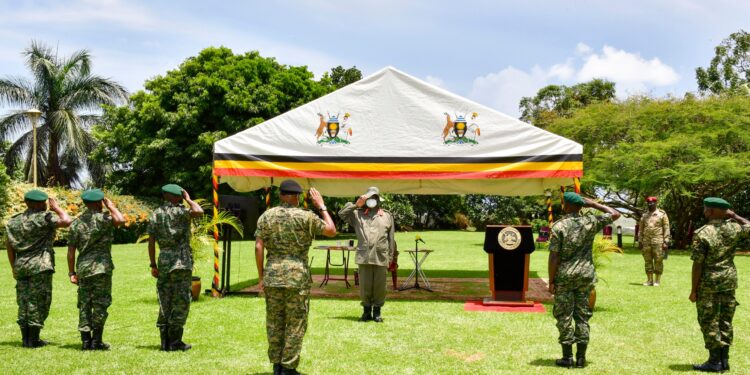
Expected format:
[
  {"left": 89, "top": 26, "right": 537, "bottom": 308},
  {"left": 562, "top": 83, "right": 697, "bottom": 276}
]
[{"left": 1, "top": 0, "right": 748, "bottom": 116}]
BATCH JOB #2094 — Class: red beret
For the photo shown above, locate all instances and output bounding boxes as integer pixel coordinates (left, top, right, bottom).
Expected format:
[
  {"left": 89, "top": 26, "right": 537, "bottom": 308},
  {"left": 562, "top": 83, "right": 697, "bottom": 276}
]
[{"left": 646, "top": 196, "right": 658, "bottom": 202}]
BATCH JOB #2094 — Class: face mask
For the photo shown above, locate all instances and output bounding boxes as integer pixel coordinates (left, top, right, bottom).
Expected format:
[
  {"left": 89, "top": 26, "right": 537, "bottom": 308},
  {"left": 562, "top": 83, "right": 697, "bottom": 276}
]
[{"left": 366, "top": 198, "right": 378, "bottom": 208}]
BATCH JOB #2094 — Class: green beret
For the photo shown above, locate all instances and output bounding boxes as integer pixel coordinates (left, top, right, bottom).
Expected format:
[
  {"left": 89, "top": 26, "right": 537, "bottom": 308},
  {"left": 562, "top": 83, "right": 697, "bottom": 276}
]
[
  {"left": 81, "top": 188, "right": 104, "bottom": 202},
  {"left": 703, "top": 197, "right": 731, "bottom": 209},
  {"left": 563, "top": 192, "right": 585, "bottom": 206},
  {"left": 24, "top": 189, "right": 48, "bottom": 202},
  {"left": 162, "top": 184, "right": 183, "bottom": 196}
]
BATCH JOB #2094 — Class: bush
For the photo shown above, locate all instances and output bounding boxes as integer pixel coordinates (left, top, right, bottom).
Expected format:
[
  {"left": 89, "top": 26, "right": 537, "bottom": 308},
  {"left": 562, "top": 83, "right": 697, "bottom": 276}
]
[
  {"left": 1, "top": 182, "right": 159, "bottom": 246},
  {"left": 0, "top": 164, "right": 10, "bottom": 222},
  {"left": 383, "top": 194, "right": 416, "bottom": 231},
  {"left": 454, "top": 213, "right": 470, "bottom": 230}
]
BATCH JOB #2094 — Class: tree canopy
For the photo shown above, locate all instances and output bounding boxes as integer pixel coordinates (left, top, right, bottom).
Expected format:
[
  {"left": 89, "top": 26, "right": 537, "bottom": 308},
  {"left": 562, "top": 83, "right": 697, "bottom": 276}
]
[
  {"left": 696, "top": 29, "right": 750, "bottom": 95},
  {"left": 92, "top": 47, "right": 359, "bottom": 198},
  {"left": 519, "top": 79, "right": 615, "bottom": 128}
]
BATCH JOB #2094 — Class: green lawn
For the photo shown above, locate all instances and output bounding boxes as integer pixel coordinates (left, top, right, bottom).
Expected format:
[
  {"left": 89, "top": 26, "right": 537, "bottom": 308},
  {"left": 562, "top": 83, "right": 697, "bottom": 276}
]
[{"left": 0, "top": 231, "right": 748, "bottom": 374}]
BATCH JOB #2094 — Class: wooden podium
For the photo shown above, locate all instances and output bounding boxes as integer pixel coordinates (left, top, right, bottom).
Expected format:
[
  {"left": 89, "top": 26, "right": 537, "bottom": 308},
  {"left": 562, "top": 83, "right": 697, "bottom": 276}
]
[{"left": 483, "top": 225, "right": 536, "bottom": 306}]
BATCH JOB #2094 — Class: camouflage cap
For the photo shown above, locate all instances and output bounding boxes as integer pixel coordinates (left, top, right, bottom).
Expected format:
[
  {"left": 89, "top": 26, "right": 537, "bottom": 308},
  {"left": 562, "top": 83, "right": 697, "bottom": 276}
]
[
  {"left": 81, "top": 188, "right": 104, "bottom": 202},
  {"left": 24, "top": 189, "right": 48, "bottom": 202},
  {"left": 563, "top": 192, "right": 585, "bottom": 206},
  {"left": 703, "top": 197, "right": 731, "bottom": 209},
  {"left": 162, "top": 184, "right": 183, "bottom": 196}
]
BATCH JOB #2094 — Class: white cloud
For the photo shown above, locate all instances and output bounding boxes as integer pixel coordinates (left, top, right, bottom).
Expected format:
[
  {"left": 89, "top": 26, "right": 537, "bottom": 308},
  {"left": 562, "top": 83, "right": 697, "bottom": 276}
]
[
  {"left": 469, "top": 44, "right": 681, "bottom": 117},
  {"left": 424, "top": 75, "right": 445, "bottom": 88},
  {"left": 0, "top": 0, "right": 158, "bottom": 30}
]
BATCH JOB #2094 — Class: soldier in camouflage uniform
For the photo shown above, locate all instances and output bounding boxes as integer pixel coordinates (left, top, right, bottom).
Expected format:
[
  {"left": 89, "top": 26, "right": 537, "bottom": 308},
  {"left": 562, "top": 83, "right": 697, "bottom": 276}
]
[
  {"left": 147, "top": 184, "right": 203, "bottom": 352},
  {"left": 5, "top": 189, "right": 71, "bottom": 348},
  {"left": 67, "top": 189, "right": 125, "bottom": 350},
  {"left": 548, "top": 192, "right": 620, "bottom": 368},
  {"left": 689, "top": 197, "right": 750, "bottom": 372},
  {"left": 638, "top": 196, "right": 671, "bottom": 286},
  {"left": 255, "top": 181, "right": 336, "bottom": 375}
]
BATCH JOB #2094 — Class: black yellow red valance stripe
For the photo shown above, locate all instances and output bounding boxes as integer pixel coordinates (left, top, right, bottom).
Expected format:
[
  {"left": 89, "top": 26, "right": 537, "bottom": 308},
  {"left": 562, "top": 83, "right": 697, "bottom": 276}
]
[{"left": 213, "top": 153, "right": 583, "bottom": 180}]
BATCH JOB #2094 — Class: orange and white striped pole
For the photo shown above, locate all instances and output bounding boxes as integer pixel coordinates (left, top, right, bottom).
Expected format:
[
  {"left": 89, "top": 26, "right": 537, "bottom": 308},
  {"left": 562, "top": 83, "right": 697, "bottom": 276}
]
[{"left": 211, "top": 174, "right": 221, "bottom": 297}]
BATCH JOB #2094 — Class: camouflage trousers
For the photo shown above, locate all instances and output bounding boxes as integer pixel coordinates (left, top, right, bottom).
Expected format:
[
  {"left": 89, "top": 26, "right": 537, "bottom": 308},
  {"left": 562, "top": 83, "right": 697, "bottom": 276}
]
[
  {"left": 641, "top": 243, "right": 664, "bottom": 274},
  {"left": 553, "top": 286, "right": 593, "bottom": 345},
  {"left": 265, "top": 287, "right": 310, "bottom": 370},
  {"left": 358, "top": 264, "right": 387, "bottom": 307},
  {"left": 156, "top": 269, "right": 191, "bottom": 329},
  {"left": 78, "top": 273, "right": 112, "bottom": 332},
  {"left": 697, "top": 290, "right": 738, "bottom": 349},
  {"left": 16, "top": 271, "right": 53, "bottom": 328}
]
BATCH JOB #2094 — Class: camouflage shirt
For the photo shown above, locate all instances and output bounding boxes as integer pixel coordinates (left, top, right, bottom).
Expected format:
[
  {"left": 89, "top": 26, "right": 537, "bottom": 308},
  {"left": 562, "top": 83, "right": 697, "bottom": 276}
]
[
  {"left": 638, "top": 208, "right": 671, "bottom": 245},
  {"left": 549, "top": 213, "right": 613, "bottom": 291},
  {"left": 148, "top": 201, "right": 192, "bottom": 273},
  {"left": 254, "top": 202, "right": 326, "bottom": 289},
  {"left": 5, "top": 209, "right": 59, "bottom": 278},
  {"left": 690, "top": 219, "right": 750, "bottom": 293},
  {"left": 68, "top": 209, "right": 115, "bottom": 278}
]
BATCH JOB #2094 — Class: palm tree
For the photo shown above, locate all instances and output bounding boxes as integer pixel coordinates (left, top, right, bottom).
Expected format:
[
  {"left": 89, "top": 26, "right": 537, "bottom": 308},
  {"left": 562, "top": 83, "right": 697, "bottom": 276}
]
[{"left": 0, "top": 41, "right": 128, "bottom": 187}]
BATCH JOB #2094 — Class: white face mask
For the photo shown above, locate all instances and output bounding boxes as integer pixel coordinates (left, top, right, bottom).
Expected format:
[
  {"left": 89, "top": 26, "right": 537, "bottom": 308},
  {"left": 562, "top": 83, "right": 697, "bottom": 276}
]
[{"left": 366, "top": 198, "right": 378, "bottom": 208}]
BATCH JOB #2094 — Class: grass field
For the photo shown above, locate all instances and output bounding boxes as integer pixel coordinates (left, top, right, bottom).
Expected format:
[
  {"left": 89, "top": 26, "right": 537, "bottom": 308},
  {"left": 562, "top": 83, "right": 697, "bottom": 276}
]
[{"left": 0, "top": 231, "right": 748, "bottom": 374}]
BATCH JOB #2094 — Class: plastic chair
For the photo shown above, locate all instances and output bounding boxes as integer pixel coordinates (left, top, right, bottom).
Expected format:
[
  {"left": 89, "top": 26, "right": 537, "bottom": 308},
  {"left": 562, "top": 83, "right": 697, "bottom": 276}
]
[{"left": 536, "top": 226, "right": 550, "bottom": 248}]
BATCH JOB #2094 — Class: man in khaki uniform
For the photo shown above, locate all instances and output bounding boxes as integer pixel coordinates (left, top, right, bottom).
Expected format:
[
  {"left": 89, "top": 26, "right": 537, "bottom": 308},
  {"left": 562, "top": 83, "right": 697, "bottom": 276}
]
[
  {"left": 339, "top": 186, "right": 396, "bottom": 323},
  {"left": 638, "top": 196, "right": 671, "bottom": 286}
]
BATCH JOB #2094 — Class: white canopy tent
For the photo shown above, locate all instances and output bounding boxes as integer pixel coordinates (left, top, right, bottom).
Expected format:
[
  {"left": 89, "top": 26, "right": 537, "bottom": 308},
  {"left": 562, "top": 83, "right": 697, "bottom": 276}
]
[{"left": 213, "top": 66, "right": 582, "bottom": 196}]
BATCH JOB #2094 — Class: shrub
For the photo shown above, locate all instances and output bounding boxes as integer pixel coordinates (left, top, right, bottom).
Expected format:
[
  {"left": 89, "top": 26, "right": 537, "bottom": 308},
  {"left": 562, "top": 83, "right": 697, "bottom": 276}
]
[{"left": 454, "top": 213, "right": 470, "bottom": 230}]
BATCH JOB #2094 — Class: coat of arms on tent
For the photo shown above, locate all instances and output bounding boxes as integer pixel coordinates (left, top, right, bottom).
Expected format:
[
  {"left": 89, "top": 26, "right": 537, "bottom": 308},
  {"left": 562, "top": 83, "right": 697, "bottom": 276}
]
[
  {"left": 316, "top": 112, "right": 352, "bottom": 145},
  {"left": 441, "top": 112, "right": 480, "bottom": 145}
]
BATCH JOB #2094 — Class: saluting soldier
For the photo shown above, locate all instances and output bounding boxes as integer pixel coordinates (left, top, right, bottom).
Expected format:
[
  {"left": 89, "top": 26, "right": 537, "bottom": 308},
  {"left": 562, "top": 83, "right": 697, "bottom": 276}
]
[
  {"left": 255, "top": 181, "right": 336, "bottom": 375},
  {"left": 5, "top": 189, "right": 71, "bottom": 348},
  {"left": 548, "top": 192, "right": 620, "bottom": 368},
  {"left": 689, "top": 197, "right": 749, "bottom": 372},
  {"left": 67, "top": 189, "right": 125, "bottom": 350},
  {"left": 338, "top": 186, "right": 396, "bottom": 322},
  {"left": 147, "top": 184, "right": 203, "bottom": 351},
  {"left": 638, "top": 196, "right": 671, "bottom": 286}
]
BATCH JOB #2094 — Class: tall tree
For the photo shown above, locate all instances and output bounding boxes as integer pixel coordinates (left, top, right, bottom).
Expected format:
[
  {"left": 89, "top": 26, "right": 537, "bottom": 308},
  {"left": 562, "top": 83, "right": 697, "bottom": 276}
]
[
  {"left": 519, "top": 79, "right": 615, "bottom": 128},
  {"left": 0, "top": 41, "right": 128, "bottom": 186},
  {"left": 326, "top": 65, "right": 363, "bottom": 89},
  {"left": 92, "top": 47, "right": 358, "bottom": 198},
  {"left": 696, "top": 30, "right": 750, "bottom": 95}
]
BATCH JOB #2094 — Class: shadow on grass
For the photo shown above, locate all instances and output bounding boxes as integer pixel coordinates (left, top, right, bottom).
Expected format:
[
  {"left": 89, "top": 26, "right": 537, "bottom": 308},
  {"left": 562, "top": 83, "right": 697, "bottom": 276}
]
[
  {"left": 328, "top": 316, "right": 361, "bottom": 322},
  {"left": 0, "top": 341, "right": 22, "bottom": 348},
  {"left": 135, "top": 344, "right": 162, "bottom": 351},
  {"left": 59, "top": 343, "right": 85, "bottom": 350},
  {"left": 528, "top": 358, "right": 559, "bottom": 367},
  {"left": 667, "top": 364, "right": 695, "bottom": 372}
]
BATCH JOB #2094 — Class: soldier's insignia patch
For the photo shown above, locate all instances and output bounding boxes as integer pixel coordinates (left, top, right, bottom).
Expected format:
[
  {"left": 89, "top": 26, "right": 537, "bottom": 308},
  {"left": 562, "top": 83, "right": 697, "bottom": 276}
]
[
  {"left": 315, "top": 112, "right": 352, "bottom": 145},
  {"left": 441, "top": 111, "right": 480, "bottom": 145}
]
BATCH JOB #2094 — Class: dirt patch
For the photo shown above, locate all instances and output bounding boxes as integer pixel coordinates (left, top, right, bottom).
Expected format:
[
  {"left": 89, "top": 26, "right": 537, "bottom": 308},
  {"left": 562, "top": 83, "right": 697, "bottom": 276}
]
[{"left": 445, "top": 349, "right": 485, "bottom": 363}]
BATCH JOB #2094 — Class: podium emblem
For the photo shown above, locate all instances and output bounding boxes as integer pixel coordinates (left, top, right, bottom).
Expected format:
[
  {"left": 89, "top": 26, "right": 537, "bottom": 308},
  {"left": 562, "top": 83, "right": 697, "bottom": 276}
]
[{"left": 497, "top": 227, "right": 522, "bottom": 251}]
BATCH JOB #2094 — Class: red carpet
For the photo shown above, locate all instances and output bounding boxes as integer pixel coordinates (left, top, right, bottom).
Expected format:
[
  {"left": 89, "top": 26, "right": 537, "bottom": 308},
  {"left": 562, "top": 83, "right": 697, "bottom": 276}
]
[{"left": 463, "top": 300, "right": 546, "bottom": 313}]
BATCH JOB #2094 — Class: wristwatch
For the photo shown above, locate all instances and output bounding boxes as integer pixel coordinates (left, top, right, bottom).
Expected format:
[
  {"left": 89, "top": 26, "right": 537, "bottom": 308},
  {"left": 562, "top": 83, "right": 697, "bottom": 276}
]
[{"left": 318, "top": 205, "right": 327, "bottom": 211}]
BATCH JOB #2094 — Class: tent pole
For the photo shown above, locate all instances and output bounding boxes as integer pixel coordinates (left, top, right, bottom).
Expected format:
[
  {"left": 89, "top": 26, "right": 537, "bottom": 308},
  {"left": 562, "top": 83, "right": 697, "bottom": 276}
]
[
  {"left": 546, "top": 193, "right": 553, "bottom": 225},
  {"left": 211, "top": 173, "right": 222, "bottom": 297},
  {"left": 574, "top": 177, "right": 581, "bottom": 193}
]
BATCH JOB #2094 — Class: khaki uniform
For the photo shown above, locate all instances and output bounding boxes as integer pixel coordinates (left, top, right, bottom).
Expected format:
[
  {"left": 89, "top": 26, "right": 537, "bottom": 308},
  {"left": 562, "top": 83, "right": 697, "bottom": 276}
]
[
  {"left": 5, "top": 210, "right": 59, "bottom": 328},
  {"left": 338, "top": 203, "right": 395, "bottom": 307},
  {"left": 690, "top": 219, "right": 750, "bottom": 349},
  {"left": 68, "top": 209, "right": 115, "bottom": 332},
  {"left": 255, "top": 202, "right": 326, "bottom": 370},
  {"left": 550, "top": 213, "right": 613, "bottom": 345},
  {"left": 638, "top": 209, "right": 670, "bottom": 274}
]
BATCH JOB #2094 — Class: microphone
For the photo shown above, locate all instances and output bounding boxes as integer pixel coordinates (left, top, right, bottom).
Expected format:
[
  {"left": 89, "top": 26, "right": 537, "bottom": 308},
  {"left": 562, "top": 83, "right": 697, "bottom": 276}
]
[{"left": 415, "top": 235, "right": 426, "bottom": 244}]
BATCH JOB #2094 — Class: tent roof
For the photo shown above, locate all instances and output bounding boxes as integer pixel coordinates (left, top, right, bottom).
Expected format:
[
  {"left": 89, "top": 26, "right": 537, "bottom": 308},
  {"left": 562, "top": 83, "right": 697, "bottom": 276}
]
[{"left": 213, "top": 66, "right": 582, "bottom": 197}]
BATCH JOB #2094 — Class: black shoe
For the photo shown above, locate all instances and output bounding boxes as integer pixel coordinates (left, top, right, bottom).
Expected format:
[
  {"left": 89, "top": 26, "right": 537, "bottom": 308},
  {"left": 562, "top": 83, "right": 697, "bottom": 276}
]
[
  {"left": 373, "top": 306, "right": 384, "bottom": 323},
  {"left": 21, "top": 326, "right": 31, "bottom": 348},
  {"left": 81, "top": 331, "right": 92, "bottom": 350},
  {"left": 721, "top": 346, "right": 730, "bottom": 372},
  {"left": 28, "top": 327, "right": 48, "bottom": 348},
  {"left": 91, "top": 328, "right": 110, "bottom": 350},
  {"left": 169, "top": 327, "right": 192, "bottom": 351},
  {"left": 280, "top": 367, "right": 301, "bottom": 375},
  {"left": 359, "top": 306, "right": 373, "bottom": 322},
  {"left": 575, "top": 343, "right": 587, "bottom": 368},
  {"left": 555, "top": 344, "right": 574, "bottom": 368},
  {"left": 159, "top": 326, "right": 170, "bottom": 351},
  {"left": 693, "top": 348, "right": 723, "bottom": 372},
  {"left": 273, "top": 363, "right": 282, "bottom": 375}
]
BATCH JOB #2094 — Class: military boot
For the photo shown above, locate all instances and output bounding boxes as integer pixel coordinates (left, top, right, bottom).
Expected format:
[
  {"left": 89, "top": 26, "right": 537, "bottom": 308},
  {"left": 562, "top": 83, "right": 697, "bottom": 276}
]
[
  {"left": 29, "top": 327, "right": 48, "bottom": 348},
  {"left": 693, "top": 348, "right": 722, "bottom": 372},
  {"left": 555, "top": 344, "right": 574, "bottom": 368},
  {"left": 159, "top": 326, "right": 170, "bottom": 351},
  {"left": 81, "top": 331, "right": 92, "bottom": 350},
  {"left": 575, "top": 343, "right": 587, "bottom": 368},
  {"left": 169, "top": 327, "right": 192, "bottom": 351},
  {"left": 643, "top": 273, "right": 654, "bottom": 286},
  {"left": 654, "top": 274, "right": 661, "bottom": 287},
  {"left": 721, "top": 346, "right": 730, "bottom": 372},
  {"left": 91, "top": 327, "right": 110, "bottom": 350},
  {"left": 21, "top": 326, "right": 31, "bottom": 348},
  {"left": 280, "top": 367, "right": 301, "bottom": 375},
  {"left": 360, "top": 306, "right": 373, "bottom": 322},
  {"left": 373, "top": 306, "right": 384, "bottom": 323},
  {"left": 273, "top": 363, "right": 282, "bottom": 375}
]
